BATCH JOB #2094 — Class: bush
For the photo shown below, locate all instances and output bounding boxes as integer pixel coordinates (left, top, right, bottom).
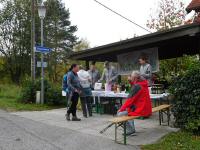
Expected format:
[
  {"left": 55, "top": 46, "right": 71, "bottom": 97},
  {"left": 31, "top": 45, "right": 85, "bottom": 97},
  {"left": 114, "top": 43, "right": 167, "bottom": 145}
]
[
  {"left": 18, "top": 78, "right": 65, "bottom": 106},
  {"left": 170, "top": 62, "right": 200, "bottom": 135}
]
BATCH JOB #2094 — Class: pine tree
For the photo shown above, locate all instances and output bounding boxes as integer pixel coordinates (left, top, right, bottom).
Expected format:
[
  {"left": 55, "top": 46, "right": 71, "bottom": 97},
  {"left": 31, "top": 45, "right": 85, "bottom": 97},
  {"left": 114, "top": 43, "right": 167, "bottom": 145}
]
[{"left": 44, "top": 0, "right": 78, "bottom": 82}]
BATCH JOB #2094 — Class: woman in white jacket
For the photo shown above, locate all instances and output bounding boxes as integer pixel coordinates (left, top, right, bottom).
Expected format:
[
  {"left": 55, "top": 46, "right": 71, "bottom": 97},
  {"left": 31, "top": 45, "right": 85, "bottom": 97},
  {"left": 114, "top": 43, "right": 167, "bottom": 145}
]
[{"left": 77, "top": 66, "right": 93, "bottom": 118}]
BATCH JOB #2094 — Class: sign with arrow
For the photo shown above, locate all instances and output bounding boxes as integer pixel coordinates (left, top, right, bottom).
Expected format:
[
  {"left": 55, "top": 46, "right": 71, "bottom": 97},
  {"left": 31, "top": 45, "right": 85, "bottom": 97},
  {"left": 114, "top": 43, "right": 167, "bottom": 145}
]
[{"left": 35, "top": 46, "right": 51, "bottom": 53}]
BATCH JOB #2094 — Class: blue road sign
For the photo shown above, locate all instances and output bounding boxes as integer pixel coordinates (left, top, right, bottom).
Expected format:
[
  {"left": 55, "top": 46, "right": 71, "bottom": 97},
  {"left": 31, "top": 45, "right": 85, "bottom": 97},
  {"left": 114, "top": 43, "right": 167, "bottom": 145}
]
[{"left": 35, "top": 46, "right": 51, "bottom": 53}]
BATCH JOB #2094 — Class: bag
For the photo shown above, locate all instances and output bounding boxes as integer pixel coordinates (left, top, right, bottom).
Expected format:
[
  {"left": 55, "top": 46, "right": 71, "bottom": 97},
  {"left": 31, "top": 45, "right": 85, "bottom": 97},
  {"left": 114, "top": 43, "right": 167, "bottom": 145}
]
[{"left": 62, "top": 73, "right": 68, "bottom": 91}]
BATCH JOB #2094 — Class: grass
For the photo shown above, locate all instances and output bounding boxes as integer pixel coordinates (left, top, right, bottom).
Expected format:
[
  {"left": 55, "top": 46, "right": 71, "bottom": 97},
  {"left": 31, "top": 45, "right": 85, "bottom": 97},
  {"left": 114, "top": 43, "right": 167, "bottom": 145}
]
[
  {"left": 0, "top": 84, "right": 64, "bottom": 112},
  {"left": 141, "top": 131, "right": 200, "bottom": 150}
]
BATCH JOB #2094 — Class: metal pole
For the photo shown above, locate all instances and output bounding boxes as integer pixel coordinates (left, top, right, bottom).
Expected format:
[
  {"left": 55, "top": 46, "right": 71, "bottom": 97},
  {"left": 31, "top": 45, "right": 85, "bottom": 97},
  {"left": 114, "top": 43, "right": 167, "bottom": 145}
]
[
  {"left": 31, "top": 0, "right": 36, "bottom": 81},
  {"left": 41, "top": 18, "right": 44, "bottom": 104}
]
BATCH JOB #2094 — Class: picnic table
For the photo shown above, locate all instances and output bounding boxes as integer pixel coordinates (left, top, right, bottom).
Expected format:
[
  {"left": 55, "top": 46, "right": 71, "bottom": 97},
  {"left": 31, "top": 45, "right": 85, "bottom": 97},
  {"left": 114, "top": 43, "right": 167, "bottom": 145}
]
[{"left": 92, "top": 90, "right": 170, "bottom": 115}]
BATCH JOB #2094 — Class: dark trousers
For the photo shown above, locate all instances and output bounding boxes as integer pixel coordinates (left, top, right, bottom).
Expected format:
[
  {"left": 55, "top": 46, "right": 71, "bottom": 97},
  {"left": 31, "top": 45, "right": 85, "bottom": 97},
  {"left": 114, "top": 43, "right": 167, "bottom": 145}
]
[
  {"left": 80, "top": 96, "right": 92, "bottom": 117},
  {"left": 67, "top": 92, "right": 79, "bottom": 116}
]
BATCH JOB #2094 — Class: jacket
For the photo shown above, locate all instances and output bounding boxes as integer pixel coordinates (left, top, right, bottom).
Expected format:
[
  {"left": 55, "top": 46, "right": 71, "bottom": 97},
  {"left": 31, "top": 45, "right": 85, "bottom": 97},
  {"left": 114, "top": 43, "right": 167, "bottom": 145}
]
[
  {"left": 77, "top": 69, "right": 92, "bottom": 97},
  {"left": 99, "top": 66, "right": 118, "bottom": 84},
  {"left": 140, "top": 63, "right": 152, "bottom": 86},
  {"left": 88, "top": 69, "right": 101, "bottom": 88},
  {"left": 67, "top": 71, "right": 82, "bottom": 93},
  {"left": 119, "top": 80, "right": 152, "bottom": 117},
  {"left": 78, "top": 70, "right": 91, "bottom": 88}
]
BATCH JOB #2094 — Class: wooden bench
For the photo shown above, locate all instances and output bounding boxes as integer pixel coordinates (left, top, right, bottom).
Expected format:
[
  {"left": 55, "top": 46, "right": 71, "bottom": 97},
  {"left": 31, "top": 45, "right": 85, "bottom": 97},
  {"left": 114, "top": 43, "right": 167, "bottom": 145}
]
[
  {"left": 152, "top": 104, "right": 171, "bottom": 126},
  {"left": 100, "top": 104, "right": 171, "bottom": 145}
]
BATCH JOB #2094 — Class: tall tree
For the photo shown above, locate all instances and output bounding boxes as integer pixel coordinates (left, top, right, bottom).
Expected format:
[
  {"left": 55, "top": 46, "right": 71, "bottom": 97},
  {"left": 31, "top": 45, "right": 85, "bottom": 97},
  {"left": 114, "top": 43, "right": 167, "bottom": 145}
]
[
  {"left": 0, "top": 0, "right": 32, "bottom": 83},
  {"left": 146, "top": 0, "right": 197, "bottom": 79},
  {"left": 0, "top": 0, "right": 78, "bottom": 83},
  {"left": 44, "top": 0, "right": 78, "bottom": 82}
]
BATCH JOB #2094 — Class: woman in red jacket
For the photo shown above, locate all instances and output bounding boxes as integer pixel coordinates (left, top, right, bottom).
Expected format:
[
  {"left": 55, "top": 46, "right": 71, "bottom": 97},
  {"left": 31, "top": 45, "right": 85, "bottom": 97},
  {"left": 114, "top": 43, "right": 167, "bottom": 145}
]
[{"left": 118, "top": 71, "right": 152, "bottom": 135}]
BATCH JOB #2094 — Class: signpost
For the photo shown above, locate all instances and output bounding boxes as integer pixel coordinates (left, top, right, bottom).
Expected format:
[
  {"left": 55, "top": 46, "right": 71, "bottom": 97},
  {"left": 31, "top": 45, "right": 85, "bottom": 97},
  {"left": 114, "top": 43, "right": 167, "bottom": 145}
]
[
  {"left": 37, "top": 61, "right": 47, "bottom": 68},
  {"left": 35, "top": 46, "right": 51, "bottom": 53},
  {"left": 35, "top": 46, "right": 51, "bottom": 104}
]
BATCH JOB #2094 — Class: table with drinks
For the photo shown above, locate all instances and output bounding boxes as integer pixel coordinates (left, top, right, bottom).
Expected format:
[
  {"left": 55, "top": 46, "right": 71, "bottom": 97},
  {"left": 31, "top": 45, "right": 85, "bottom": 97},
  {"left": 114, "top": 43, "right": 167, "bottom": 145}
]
[{"left": 92, "top": 83, "right": 170, "bottom": 115}]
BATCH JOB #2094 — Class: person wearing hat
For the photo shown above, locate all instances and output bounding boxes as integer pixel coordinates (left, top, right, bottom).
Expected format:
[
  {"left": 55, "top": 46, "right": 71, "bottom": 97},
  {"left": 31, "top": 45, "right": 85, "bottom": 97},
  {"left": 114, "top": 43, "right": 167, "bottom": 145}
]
[
  {"left": 99, "top": 61, "right": 118, "bottom": 85},
  {"left": 78, "top": 66, "right": 93, "bottom": 117},
  {"left": 88, "top": 61, "right": 101, "bottom": 90}
]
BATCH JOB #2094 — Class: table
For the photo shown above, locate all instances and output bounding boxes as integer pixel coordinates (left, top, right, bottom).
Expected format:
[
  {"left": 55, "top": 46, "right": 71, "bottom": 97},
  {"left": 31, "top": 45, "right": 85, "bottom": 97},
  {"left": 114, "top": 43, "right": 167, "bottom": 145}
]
[{"left": 92, "top": 91, "right": 170, "bottom": 115}]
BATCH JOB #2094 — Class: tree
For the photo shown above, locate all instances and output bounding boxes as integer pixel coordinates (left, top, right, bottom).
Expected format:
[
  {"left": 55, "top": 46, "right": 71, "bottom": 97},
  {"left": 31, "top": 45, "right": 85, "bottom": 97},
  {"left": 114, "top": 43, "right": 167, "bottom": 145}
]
[
  {"left": 73, "top": 38, "right": 90, "bottom": 52},
  {"left": 0, "top": 0, "right": 32, "bottom": 83},
  {"left": 0, "top": 0, "right": 78, "bottom": 83},
  {"left": 146, "top": 0, "right": 197, "bottom": 80},
  {"left": 147, "top": 0, "right": 186, "bottom": 31},
  {"left": 44, "top": 0, "right": 78, "bottom": 82}
]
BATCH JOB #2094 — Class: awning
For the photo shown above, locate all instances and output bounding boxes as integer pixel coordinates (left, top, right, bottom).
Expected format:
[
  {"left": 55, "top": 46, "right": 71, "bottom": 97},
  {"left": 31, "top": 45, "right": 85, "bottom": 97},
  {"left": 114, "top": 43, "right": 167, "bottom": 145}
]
[{"left": 69, "top": 23, "right": 200, "bottom": 62}]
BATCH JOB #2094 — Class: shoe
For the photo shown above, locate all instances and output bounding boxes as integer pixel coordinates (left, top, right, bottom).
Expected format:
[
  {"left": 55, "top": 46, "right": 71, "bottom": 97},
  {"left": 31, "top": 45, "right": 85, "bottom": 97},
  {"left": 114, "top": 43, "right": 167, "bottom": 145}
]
[
  {"left": 72, "top": 116, "right": 81, "bottom": 121},
  {"left": 65, "top": 114, "right": 70, "bottom": 121}
]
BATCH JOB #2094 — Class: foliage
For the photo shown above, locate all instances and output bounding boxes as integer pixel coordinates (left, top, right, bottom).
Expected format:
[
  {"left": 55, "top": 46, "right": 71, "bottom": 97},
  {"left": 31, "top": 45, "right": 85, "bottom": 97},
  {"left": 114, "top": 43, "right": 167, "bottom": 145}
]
[
  {"left": 0, "top": 0, "right": 32, "bottom": 83},
  {"left": 19, "top": 78, "right": 65, "bottom": 105},
  {"left": 159, "top": 55, "right": 199, "bottom": 81},
  {"left": 73, "top": 38, "right": 90, "bottom": 52},
  {"left": 0, "top": 84, "right": 64, "bottom": 111},
  {"left": 147, "top": 0, "right": 186, "bottom": 31},
  {"left": 0, "top": 0, "right": 78, "bottom": 84},
  {"left": 141, "top": 131, "right": 200, "bottom": 150},
  {"left": 0, "top": 84, "right": 21, "bottom": 99},
  {"left": 44, "top": 0, "right": 78, "bottom": 82},
  {"left": 146, "top": 0, "right": 197, "bottom": 80},
  {"left": 170, "top": 62, "right": 200, "bottom": 135}
]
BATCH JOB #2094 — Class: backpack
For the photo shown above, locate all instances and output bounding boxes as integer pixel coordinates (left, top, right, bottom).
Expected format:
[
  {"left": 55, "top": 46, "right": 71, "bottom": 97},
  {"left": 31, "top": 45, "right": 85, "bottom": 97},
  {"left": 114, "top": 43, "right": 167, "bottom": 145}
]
[{"left": 62, "top": 73, "right": 68, "bottom": 91}]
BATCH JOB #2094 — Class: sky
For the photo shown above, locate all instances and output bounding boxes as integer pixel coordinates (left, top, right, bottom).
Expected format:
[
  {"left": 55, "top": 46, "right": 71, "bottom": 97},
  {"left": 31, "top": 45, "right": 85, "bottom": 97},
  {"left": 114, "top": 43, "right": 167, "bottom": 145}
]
[{"left": 64, "top": 0, "right": 192, "bottom": 47}]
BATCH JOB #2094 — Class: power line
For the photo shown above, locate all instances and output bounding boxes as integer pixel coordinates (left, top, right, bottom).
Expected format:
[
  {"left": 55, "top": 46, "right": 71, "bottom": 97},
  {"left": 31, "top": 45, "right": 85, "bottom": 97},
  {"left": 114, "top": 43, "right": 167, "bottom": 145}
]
[{"left": 92, "top": 0, "right": 151, "bottom": 33}]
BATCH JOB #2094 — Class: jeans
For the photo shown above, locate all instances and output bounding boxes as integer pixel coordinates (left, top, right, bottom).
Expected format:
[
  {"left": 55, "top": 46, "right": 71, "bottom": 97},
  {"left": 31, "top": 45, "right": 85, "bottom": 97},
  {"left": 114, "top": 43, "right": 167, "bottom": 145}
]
[
  {"left": 117, "top": 111, "right": 135, "bottom": 133},
  {"left": 67, "top": 92, "right": 79, "bottom": 117},
  {"left": 80, "top": 96, "right": 92, "bottom": 117}
]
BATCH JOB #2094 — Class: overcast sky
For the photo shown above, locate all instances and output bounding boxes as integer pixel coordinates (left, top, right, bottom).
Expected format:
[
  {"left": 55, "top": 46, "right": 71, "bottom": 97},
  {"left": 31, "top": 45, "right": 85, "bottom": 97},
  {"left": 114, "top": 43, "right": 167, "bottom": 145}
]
[{"left": 64, "top": 0, "right": 192, "bottom": 47}]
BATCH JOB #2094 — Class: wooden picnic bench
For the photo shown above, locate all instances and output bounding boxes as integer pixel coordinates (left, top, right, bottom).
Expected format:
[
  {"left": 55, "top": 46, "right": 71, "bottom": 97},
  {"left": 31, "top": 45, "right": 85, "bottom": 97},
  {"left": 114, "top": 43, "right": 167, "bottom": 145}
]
[{"left": 100, "top": 104, "right": 171, "bottom": 145}]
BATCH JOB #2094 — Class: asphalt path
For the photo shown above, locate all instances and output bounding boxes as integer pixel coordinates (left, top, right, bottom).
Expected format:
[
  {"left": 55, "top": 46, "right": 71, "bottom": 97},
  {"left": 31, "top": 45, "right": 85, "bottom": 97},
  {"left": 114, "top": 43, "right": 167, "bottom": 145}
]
[{"left": 0, "top": 110, "right": 140, "bottom": 150}]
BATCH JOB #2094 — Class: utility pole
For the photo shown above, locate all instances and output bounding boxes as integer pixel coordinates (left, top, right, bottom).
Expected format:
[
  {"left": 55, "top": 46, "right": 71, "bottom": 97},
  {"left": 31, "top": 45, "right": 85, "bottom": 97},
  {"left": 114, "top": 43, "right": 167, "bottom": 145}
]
[{"left": 31, "top": 0, "right": 36, "bottom": 81}]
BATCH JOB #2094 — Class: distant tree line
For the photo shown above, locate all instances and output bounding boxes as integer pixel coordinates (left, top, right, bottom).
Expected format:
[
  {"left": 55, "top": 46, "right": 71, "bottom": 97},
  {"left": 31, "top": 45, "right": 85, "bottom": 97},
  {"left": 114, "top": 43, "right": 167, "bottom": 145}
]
[{"left": 0, "top": 0, "right": 78, "bottom": 84}]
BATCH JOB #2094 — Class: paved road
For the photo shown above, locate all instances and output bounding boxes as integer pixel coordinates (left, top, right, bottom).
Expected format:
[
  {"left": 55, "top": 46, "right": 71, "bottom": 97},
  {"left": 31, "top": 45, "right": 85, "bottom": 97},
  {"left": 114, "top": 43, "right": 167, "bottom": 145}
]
[{"left": 0, "top": 110, "right": 140, "bottom": 150}]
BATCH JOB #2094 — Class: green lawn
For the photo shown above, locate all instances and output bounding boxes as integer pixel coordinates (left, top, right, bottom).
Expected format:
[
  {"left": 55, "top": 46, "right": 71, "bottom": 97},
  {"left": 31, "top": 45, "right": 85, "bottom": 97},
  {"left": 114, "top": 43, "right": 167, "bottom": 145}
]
[
  {"left": 0, "top": 84, "right": 64, "bottom": 112},
  {"left": 141, "top": 131, "right": 200, "bottom": 150}
]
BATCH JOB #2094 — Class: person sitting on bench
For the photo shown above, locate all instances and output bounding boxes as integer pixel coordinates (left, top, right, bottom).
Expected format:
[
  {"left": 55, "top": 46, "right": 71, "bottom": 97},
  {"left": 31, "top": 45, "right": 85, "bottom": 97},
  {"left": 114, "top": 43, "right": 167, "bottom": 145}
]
[{"left": 117, "top": 71, "right": 152, "bottom": 135}]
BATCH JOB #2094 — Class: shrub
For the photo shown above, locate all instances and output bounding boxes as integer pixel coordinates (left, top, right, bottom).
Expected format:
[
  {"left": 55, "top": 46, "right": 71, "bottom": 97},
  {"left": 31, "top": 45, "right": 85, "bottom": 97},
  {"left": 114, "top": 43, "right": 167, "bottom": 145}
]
[
  {"left": 18, "top": 78, "right": 65, "bottom": 106},
  {"left": 170, "top": 62, "right": 200, "bottom": 135},
  {"left": 18, "top": 79, "right": 36, "bottom": 103}
]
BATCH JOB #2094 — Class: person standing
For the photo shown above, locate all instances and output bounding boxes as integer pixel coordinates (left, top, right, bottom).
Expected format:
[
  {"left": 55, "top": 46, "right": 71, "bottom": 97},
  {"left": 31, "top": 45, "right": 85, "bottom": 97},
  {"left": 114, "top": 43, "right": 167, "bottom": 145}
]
[
  {"left": 78, "top": 66, "right": 93, "bottom": 118},
  {"left": 99, "top": 61, "right": 118, "bottom": 85},
  {"left": 88, "top": 61, "right": 100, "bottom": 90},
  {"left": 66, "top": 64, "right": 82, "bottom": 121},
  {"left": 139, "top": 55, "right": 152, "bottom": 86}
]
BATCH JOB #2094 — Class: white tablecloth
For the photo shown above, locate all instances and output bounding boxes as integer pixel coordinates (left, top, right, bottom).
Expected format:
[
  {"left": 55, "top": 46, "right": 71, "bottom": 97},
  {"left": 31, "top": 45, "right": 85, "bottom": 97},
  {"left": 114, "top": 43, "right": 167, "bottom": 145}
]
[{"left": 92, "top": 91, "right": 169, "bottom": 99}]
